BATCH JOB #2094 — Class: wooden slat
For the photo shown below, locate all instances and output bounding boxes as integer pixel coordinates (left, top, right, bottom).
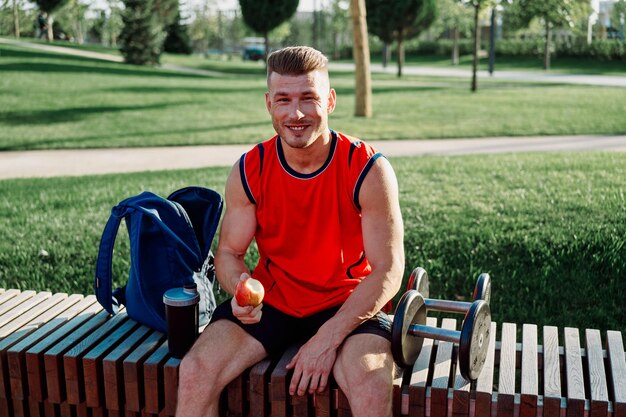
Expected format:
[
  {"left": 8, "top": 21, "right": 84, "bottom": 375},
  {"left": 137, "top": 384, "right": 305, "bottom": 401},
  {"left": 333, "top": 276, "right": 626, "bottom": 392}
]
[
  {"left": 44, "top": 309, "right": 111, "bottom": 404},
  {"left": 8, "top": 294, "right": 88, "bottom": 400},
  {"left": 0, "top": 292, "right": 66, "bottom": 399},
  {"left": 0, "top": 290, "right": 36, "bottom": 319},
  {"left": 475, "top": 321, "right": 497, "bottom": 417},
  {"left": 497, "top": 322, "right": 516, "bottom": 417},
  {"left": 123, "top": 331, "right": 165, "bottom": 412},
  {"left": 431, "top": 318, "right": 456, "bottom": 417},
  {"left": 520, "top": 324, "right": 538, "bottom": 417},
  {"left": 61, "top": 311, "right": 130, "bottom": 405},
  {"left": 0, "top": 290, "right": 20, "bottom": 307},
  {"left": 163, "top": 357, "right": 181, "bottom": 416},
  {"left": 26, "top": 299, "right": 102, "bottom": 402},
  {"left": 143, "top": 340, "right": 170, "bottom": 414},
  {"left": 564, "top": 327, "right": 586, "bottom": 417},
  {"left": 336, "top": 388, "right": 351, "bottom": 417},
  {"left": 103, "top": 325, "right": 152, "bottom": 411},
  {"left": 408, "top": 316, "right": 437, "bottom": 417},
  {"left": 82, "top": 319, "right": 140, "bottom": 407},
  {"left": 606, "top": 331, "right": 626, "bottom": 417},
  {"left": 226, "top": 369, "right": 248, "bottom": 417},
  {"left": 249, "top": 358, "right": 274, "bottom": 417},
  {"left": 314, "top": 380, "right": 334, "bottom": 417},
  {"left": 452, "top": 343, "right": 470, "bottom": 417},
  {"left": 270, "top": 344, "right": 300, "bottom": 417},
  {"left": 585, "top": 329, "right": 609, "bottom": 417},
  {"left": 542, "top": 326, "right": 561, "bottom": 417}
]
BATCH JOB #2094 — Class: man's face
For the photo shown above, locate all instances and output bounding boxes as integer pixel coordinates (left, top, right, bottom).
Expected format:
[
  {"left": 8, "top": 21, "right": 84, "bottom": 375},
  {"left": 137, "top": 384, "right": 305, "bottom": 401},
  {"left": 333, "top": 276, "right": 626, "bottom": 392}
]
[{"left": 265, "top": 70, "right": 336, "bottom": 150}]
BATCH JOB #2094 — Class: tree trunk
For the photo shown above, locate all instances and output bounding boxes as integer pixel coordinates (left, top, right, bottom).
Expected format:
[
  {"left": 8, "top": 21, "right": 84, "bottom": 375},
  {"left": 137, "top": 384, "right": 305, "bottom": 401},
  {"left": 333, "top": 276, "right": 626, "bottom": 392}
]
[
  {"left": 471, "top": 3, "right": 480, "bottom": 92},
  {"left": 350, "top": 0, "right": 372, "bottom": 118},
  {"left": 264, "top": 31, "right": 269, "bottom": 64},
  {"left": 452, "top": 27, "right": 459, "bottom": 65},
  {"left": 47, "top": 15, "right": 54, "bottom": 42},
  {"left": 396, "top": 33, "right": 404, "bottom": 78},
  {"left": 382, "top": 42, "right": 390, "bottom": 68},
  {"left": 544, "top": 20, "right": 551, "bottom": 71},
  {"left": 12, "top": 0, "right": 20, "bottom": 38}
]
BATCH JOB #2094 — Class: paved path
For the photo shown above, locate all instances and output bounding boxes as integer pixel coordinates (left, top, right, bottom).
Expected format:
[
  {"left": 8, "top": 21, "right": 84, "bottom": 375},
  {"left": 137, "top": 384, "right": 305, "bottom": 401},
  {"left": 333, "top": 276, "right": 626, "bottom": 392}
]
[
  {"left": 1, "top": 135, "right": 624, "bottom": 180},
  {"left": 3, "top": 37, "right": 626, "bottom": 87}
]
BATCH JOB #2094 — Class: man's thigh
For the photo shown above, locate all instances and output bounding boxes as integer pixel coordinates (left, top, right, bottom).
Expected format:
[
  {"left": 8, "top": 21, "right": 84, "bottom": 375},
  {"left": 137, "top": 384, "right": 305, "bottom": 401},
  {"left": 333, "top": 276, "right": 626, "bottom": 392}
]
[{"left": 186, "top": 319, "right": 268, "bottom": 381}]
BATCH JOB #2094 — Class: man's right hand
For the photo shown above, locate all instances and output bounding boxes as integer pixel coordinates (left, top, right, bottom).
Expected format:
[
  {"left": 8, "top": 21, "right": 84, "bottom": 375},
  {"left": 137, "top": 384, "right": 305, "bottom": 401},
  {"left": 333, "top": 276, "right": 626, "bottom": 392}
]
[{"left": 231, "top": 274, "right": 263, "bottom": 324}]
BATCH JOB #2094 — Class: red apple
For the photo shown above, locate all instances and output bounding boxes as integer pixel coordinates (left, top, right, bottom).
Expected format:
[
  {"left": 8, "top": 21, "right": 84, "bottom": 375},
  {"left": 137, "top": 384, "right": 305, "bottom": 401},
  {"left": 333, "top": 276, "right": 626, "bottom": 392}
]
[{"left": 235, "top": 277, "right": 265, "bottom": 307}]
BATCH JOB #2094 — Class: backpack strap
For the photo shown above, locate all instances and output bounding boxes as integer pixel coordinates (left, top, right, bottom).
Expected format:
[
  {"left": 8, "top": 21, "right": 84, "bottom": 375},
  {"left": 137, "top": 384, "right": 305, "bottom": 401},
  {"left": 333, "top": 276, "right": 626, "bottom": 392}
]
[{"left": 94, "top": 204, "right": 131, "bottom": 315}]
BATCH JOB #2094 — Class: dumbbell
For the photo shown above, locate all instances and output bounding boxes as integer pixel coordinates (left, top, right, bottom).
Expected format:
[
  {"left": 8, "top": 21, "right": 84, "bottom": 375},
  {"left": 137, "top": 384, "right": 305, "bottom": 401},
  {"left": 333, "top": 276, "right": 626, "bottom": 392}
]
[
  {"left": 406, "top": 267, "right": 491, "bottom": 306},
  {"left": 391, "top": 269, "right": 492, "bottom": 381}
]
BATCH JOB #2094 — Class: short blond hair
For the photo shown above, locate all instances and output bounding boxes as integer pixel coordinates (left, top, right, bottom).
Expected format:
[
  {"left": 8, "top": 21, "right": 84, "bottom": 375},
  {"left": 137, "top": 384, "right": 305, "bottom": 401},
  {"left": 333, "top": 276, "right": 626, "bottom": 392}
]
[{"left": 266, "top": 46, "right": 329, "bottom": 81}]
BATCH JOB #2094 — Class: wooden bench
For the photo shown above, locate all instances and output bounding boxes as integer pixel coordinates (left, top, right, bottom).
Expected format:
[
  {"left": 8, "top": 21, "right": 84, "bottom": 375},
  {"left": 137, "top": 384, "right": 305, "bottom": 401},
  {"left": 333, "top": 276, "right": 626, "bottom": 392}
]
[{"left": 0, "top": 288, "right": 624, "bottom": 417}]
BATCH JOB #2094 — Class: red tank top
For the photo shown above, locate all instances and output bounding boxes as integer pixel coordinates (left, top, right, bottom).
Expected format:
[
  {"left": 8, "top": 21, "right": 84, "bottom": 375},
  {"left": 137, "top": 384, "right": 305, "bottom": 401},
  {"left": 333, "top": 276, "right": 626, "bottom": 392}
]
[{"left": 240, "top": 131, "right": 384, "bottom": 317}]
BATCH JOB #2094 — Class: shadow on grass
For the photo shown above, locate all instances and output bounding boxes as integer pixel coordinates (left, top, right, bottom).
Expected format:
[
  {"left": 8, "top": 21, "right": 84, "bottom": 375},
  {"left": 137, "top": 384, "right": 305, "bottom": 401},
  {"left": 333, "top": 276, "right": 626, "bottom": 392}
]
[
  {"left": 0, "top": 120, "right": 269, "bottom": 150},
  {"left": 102, "top": 85, "right": 268, "bottom": 95},
  {"left": 0, "top": 100, "right": 201, "bottom": 126}
]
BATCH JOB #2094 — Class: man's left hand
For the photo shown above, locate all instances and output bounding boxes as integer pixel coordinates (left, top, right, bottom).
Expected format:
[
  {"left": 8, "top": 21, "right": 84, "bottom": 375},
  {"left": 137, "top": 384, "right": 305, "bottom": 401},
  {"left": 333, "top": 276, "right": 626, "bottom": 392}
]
[{"left": 286, "top": 332, "right": 338, "bottom": 396}]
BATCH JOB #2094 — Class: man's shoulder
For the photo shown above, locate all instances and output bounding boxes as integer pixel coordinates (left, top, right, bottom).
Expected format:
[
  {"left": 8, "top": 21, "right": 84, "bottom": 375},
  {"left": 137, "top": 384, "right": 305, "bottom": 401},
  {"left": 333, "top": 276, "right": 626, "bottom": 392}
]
[{"left": 334, "top": 131, "right": 379, "bottom": 159}]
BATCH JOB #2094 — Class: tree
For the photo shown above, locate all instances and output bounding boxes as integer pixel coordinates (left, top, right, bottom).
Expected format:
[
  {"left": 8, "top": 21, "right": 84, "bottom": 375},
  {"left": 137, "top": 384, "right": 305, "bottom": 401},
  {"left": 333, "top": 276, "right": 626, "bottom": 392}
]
[
  {"left": 511, "top": 0, "right": 587, "bottom": 70},
  {"left": 238, "top": 0, "right": 299, "bottom": 60},
  {"left": 351, "top": 0, "right": 372, "bottom": 117},
  {"left": 163, "top": 9, "right": 192, "bottom": 54},
  {"left": 32, "top": 0, "right": 70, "bottom": 41},
  {"left": 118, "top": 0, "right": 164, "bottom": 65},
  {"left": 435, "top": 0, "right": 473, "bottom": 64},
  {"left": 366, "top": 0, "right": 437, "bottom": 77}
]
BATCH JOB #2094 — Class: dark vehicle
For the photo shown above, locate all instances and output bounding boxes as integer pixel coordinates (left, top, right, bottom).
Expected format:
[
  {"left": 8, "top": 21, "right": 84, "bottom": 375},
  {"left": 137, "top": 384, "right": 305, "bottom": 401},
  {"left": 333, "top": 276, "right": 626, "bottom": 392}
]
[{"left": 243, "top": 44, "right": 265, "bottom": 61}]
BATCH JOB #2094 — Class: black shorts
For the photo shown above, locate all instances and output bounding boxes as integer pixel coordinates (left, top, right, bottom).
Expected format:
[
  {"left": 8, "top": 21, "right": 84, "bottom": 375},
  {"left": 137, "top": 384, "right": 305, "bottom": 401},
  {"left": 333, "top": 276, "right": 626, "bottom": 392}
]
[{"left": 210, "top": 300, "right": 392, "bottom": 357}]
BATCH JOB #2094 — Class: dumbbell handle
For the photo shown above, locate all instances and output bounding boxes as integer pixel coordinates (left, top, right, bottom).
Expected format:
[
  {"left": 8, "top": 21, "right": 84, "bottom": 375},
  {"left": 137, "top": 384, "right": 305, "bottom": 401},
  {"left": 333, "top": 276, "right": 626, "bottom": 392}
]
[
  {"left": 408, "top": 324, "right": 460, "bottom": 344},
  {"left": 424, "top": 298, "right": 473, "bottom": 314}
]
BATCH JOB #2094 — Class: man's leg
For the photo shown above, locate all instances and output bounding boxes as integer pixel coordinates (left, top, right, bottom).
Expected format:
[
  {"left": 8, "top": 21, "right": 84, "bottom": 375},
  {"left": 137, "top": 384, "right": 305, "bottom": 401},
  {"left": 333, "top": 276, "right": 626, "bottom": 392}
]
[
  {"left": 176, "top": 319, "right": 267, "bottom": 417},
  {"left": 332, "top": 334, "right": 395, "bottom": 417}
]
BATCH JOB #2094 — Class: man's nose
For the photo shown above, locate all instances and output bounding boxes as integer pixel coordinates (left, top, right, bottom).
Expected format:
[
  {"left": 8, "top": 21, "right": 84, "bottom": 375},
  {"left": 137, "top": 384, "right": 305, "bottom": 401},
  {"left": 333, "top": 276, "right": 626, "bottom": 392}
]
[{"left": 288, "top": 101, "right": 305, "bottom": 118}]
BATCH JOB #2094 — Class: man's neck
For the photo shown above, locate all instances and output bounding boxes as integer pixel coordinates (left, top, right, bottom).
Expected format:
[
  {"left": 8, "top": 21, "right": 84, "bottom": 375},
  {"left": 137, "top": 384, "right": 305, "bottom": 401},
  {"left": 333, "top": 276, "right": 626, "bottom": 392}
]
[{"left": 281, "top": 131, "right": 332, "bottom": 174}]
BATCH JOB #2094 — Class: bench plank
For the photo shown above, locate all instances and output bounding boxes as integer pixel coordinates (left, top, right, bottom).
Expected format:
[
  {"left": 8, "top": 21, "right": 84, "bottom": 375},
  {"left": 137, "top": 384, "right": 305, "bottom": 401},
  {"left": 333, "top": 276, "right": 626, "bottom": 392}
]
[
  {"left": 431, "top": 318, "right": 456, "bottom": 417},
  {"left": 25, "top": 296, "right": 101, "bottom": 402},
  {"left": 585, "top": 329, "right": 609, "bottom": 417},
  {"left": 520, "top": 323, "right": 538, "bottom": 417},
  {"left": 62, "top": 311, "right": 130, "bottom": 405},
  {"left": 123, "top": 331, "right": 165, "bottom": 412},
  {"left": 43, "top": 309, "right": 111, "bottom": 404},
  {"left": 249, "top": 358, "right": 273, "bottom": 417},
  {"left": 542, "top": 326, "right": 561, "bottom": 417},
  {"left": 103, "top": 325, "right": 153, "bottom": 411},
  {"left": 0, "top": 290, "right": 20, "bottom": 308},
  {"left": 0, "top": 293, "right": 66, "bottom": 399},
  {"left": 8, "top": 294, "right": 88, "bottom": 401},
  {"left": 452, "top": 350, "right": 470, "bottom": 417},
  {"left": 408, "top": 316, "right": 437, "bottom": 417},
  {"left": 270, "top": 344, "right": 300, "bottom": 417},
  {"left": 226, "top": 368, "right": 248, "bottom": 417},
  {"left": 81, "top": 319, "right": 140, "bottom": 407},
  {"left": 143, "top": 340, "right": 170, "bottom": 415},
  {"left": 475, "top": 321, "right": 496, "bottom": 417},
  {"left": 0, "top": 290, "right": 37, "bottom": 319},
  {"left": 163, "top": 357, "right": 181, "bottom": 416},
  {"left": 606, "top": 331, "right": 626, "bottom": 417},
  {"left": 497, "top": 322, "right": 516, "bottom": 417},
  {"left": 564, "top": 327, "right": 585, "bottom": 417}
]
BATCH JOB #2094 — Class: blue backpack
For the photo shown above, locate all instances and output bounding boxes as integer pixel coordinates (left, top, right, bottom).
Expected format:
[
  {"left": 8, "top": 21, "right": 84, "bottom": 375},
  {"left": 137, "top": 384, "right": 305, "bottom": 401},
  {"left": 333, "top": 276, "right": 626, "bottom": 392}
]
[{"left": 95, "top": 187, "right": 223, "bottom": 334}]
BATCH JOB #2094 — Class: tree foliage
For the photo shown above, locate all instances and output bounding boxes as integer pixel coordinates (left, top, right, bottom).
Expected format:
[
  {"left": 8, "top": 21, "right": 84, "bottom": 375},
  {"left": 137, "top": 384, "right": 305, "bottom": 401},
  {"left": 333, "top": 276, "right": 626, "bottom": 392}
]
[
  {"left": 163, "top": 10, "right": 192, "bottom": 54},
  {"left": 239, "top": 0, "right": 299, "bottom": 59},
  {"left": 365, "top": 0, "right": 437, "bottom": 76},
  {"left": 118, "top": 0, "right": 164, "bottom": 65}
]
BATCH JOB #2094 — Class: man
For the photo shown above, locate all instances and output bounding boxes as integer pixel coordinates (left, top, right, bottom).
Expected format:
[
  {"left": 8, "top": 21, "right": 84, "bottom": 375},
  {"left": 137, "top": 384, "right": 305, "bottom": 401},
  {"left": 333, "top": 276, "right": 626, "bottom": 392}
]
[{"left": 177, "top": 46, "right": 404, "bottom": 417}]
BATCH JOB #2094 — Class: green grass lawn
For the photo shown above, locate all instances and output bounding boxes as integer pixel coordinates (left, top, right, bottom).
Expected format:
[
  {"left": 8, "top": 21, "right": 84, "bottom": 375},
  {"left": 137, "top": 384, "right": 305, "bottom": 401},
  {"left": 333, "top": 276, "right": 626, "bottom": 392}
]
[
  {"left": 1, "top": 43, "right": 625, "bottom": 151},
  {"left": 1, "top": 152, "right": 624, "bottom": 333}
]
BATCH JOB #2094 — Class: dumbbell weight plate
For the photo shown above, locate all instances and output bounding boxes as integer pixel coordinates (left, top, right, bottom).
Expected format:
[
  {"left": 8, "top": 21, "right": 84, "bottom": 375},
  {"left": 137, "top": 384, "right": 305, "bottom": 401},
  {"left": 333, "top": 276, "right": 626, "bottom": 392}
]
[
  {"left": 458, "top": 300, "right": 491, "bottom": 381},
  {"left": 473, "top": 273, "right": 491, "bottom": 304},
  {"left": 391, "top": 290, "right": 427, "bottom": 368},
  {"left": 406, "top": 267, "right": 429, "bottom": 298}
]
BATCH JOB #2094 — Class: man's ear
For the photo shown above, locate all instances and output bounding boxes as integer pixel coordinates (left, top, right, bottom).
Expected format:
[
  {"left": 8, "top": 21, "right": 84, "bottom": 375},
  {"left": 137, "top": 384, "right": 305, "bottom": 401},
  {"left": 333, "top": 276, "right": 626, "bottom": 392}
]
[
  {"left": 327, "top": 88, "right": 337, "bottom": 114},
  {"left": 265, "top": 92, "right": 271, "bottom": 113}
]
